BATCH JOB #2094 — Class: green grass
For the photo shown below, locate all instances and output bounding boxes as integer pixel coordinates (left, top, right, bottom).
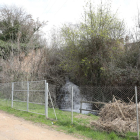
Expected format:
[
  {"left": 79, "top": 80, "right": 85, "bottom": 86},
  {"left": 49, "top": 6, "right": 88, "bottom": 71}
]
[{"left": 0, "top": 99, "right": 137, "bottom": 140}]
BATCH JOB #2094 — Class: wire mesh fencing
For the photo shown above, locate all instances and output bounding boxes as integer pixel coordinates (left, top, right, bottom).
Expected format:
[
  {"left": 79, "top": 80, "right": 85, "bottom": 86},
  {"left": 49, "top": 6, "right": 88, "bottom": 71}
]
[
  {"left": 12, "top": 80, "right": 46, "bottom": 115},
  {"left": 0, "top": 81, "right": 140, "bottom": 139},
  {"left": 43, "top": 83, "right": 74, "bottom": 123},
  {"left": 0, "top": 82, "right": 11, "bottom": 107},
  {"left": 78, "top": 86, "right": 140, "bottom": 139},
  {"left": 53, "top": 85, "right": 140, "bottom": 139}
]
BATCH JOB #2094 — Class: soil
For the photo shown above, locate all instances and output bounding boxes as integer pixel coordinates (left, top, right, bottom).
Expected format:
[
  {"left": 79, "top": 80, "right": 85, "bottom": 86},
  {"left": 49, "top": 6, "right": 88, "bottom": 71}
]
[{"left": 0, "top": 110, "right": 83, "bottom": 140}]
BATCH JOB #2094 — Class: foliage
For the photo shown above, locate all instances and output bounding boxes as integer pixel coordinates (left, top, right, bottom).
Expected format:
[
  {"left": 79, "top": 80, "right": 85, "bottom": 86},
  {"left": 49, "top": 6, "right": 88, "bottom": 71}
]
[
  {"left": 0, "top": 5, "right": 46, "bottom": 60},
  {"left": 0, "top": 5, "right": 46, "bottom": 43},
  {"left": 59, "top": 1, "right": 125, "bottom": 85},
  {"left": 0, "top": 5, "right": 47, "bottom": 83}
]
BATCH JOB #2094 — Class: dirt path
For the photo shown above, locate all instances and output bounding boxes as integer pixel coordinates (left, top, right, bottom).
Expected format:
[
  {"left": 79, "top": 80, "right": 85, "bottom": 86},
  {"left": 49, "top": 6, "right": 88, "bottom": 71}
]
[{"left": 0, "top": 111, "right": 83, "bottom": 140}]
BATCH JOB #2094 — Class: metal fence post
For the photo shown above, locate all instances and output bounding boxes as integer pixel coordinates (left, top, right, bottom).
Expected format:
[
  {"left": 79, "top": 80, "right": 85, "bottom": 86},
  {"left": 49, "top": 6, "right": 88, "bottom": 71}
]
[
  {"left": 27, "top": 82, "right": 29, "bottom": 112},
  {"left": 135, "top": 86, "right": 139, "bottom": 140},
  {"left": 71, "top": 86, "right": 73, "bottom": 124},
  {"left": 45, "top": 82, "right": 48, "bottom": 119},
  {"left": 11, "top": 82, "right": 14, "bottom": 108},
  {"left": 80, "top": 101, "right": 82, "bottom": 114}
]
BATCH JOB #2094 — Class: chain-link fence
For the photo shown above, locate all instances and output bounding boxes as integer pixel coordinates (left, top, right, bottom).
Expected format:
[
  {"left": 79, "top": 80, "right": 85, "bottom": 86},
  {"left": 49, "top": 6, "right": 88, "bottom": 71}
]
[
  {"left": 0, "top": 82, "right": 11, "bottom": 107},
  {"left": 0, "top": 81, "right": 140, "bottom": 139},
  {"left": 80, "top": 86, "right": 136, "bottom": 110},
  {"left": 12, "top": 80, "right": 46, "bottom": 114},
  {"left": 54, "top": 84, "right": 140, "bottom": 139}
]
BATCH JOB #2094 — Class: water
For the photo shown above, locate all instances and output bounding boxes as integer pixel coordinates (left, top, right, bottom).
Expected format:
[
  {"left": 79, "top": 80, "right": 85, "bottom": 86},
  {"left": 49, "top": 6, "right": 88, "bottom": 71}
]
[{"left": 59, "top": 80, "right": 92, "bottom": 114}]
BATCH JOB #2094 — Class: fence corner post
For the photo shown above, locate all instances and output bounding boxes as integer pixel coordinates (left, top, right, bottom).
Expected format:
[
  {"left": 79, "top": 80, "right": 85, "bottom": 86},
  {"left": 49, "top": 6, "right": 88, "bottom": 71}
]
[
  {"left": 80, "top": 101, "right": 82, "bottom": 114},
  {"left": 135, "top": 86, "right": 139, "bottom": 140},
  {"left": 45, "top": 82, "right": 48, "bottom": 119},
  {"left": 27, "top": 82, "right": 29, "bottom": 112},
  {"left": 11, "top": 82, "right": 14, "bottom": 108},
  {"left": 71, "top": 86, "right": 73, "bottom": 124}
]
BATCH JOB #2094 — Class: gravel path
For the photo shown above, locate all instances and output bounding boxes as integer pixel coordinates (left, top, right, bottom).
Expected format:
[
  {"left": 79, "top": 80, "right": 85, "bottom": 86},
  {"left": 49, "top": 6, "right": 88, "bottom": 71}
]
[{"left": 0, "top": 110, "right": 82, "bottom": 140}]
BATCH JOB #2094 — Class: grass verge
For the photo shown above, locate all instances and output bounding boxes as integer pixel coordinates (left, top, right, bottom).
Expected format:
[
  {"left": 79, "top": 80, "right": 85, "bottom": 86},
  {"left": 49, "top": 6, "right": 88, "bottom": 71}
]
[{"left": 0, "top": 100, "right": 137, "bottom": 140}]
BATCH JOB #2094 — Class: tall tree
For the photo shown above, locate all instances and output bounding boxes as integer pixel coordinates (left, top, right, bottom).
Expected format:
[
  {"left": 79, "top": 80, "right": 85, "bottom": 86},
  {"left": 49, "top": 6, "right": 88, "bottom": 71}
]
[
  {"left": 0, "top": 5, "right": 46, "bottom": 43},
  {"left": 0, "top": 5, "right": 47, "bottom": 59},
  {"left": 0, "top": 5, "right": 47, "bottom": 82},
  {"left": 60, "top": 1, "right": 125, "bottom": 85}
]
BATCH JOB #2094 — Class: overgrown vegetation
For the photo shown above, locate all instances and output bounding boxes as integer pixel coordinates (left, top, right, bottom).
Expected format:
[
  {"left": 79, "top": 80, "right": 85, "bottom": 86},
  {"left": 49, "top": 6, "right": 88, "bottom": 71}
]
[
  {"left": 0, "top": 5, "right": 46, "bottom": 59},
  {"left": 59, "top": 1, "right": 125, "bottom": 85},
  {"left": 45, "top": 1, "right": 140, "bottom": 86},
  {"left": 0, "top": 5, "right": 47, "bottom": 82},
  {"left": 0, "top": 1, "right": 140, "bottom": 86}
]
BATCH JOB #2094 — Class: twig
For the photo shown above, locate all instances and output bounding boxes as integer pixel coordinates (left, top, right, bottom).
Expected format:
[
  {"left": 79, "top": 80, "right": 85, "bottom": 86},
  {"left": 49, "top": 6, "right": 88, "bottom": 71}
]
[
  {"left": 130, "top": 94, "right": 135, "bottom": 102},
  {"left": 127, "top": 97, "right": 132, "bottom": 104},
  {"left": 114, "top": 97, "right": 126, "bottom": 120}
]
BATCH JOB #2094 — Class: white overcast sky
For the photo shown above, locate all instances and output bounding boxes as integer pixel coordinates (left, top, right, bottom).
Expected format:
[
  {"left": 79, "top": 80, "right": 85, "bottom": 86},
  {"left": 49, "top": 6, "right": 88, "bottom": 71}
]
[{"left": 0, "top": 0, "right": 140, "bottom": 38}]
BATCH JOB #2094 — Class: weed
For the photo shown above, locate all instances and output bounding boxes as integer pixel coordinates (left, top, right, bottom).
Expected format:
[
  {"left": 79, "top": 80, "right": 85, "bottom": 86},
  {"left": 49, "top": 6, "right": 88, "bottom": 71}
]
[
  {"left": 109, "top": 132, "right": 118, "bottom": 140},
  {"left": 68, "top": 128, "right": 74, "bottom": 133}
]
